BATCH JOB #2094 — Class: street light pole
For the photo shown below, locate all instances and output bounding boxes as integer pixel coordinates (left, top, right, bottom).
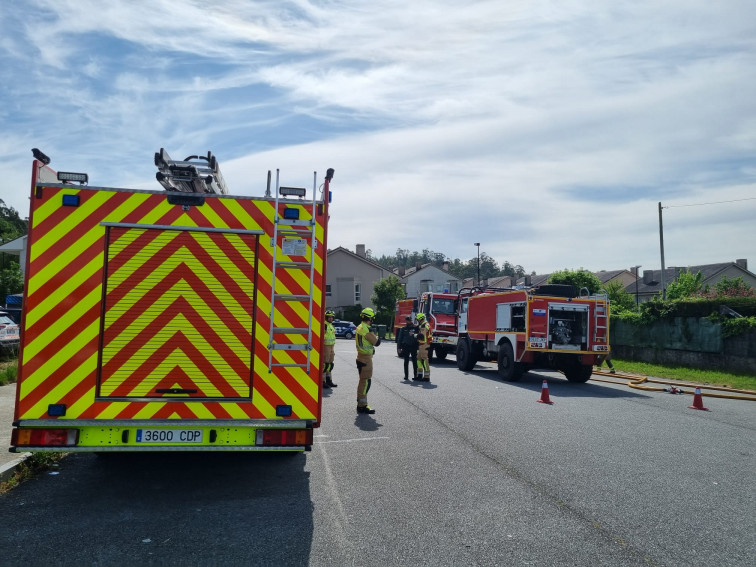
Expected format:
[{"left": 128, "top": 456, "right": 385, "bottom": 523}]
[
  {"left": 635, "top": 265, "right": 641, "bottom": 309},
  {"left": 474, "top": 242, "right": 480, "bottom": 286}
]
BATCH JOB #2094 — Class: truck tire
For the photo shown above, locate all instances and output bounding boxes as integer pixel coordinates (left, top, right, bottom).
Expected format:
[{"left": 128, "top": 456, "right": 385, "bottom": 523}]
[
  {"left": 456, "top": 339, "right": 476, "bottom": 371},
  {"left": 434, "top": 348, "right": 448, "bottom": 361},
  {"left": 564, "top": 362, "right": 593, "bottom": 383},
  {"left": 497, "top": 342, "right": 523, "bottom": 381}
]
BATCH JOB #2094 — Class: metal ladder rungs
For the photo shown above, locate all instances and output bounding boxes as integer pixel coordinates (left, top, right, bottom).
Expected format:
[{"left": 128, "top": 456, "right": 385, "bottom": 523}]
[
  {"left": 274, "top": 294, "right": 310, "bottom": 301},
  {"left": 272, "top": 327, "right": 309, "bottom": 334},
  {"left": 277, "top": 229, "right": 312, "bottom": 237},
  {"left": 277, "top": 218, "right": 312, "bottom": 226},
  {"left": 270, "top": 344, "right": 310, "bottom": 351},
  {"left": 271, "top": 362, "right": 309, "bottom": 368},
  {"left": 275, "top": 261, "right": 311, "bottom": 269}
]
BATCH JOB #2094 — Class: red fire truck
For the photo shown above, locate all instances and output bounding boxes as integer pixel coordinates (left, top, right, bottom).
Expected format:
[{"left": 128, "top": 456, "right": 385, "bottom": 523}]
[
  {"left": 393, "top": 291, "right": 458, "bottom": 359},
  {"left": 11, "top": 149, "right": 332, "bottom": 453},
  {"left": 456, "top": 284, "right": 609, "bottom": 382}
]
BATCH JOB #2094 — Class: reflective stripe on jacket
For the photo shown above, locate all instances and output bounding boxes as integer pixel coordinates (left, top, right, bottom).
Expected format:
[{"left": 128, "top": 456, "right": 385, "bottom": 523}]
[
  {"left": 356, "top": 322, "right": 375, "bottom": 356},
  {"left": 324, "top": 321, "right": 336, "bottom": 345}
]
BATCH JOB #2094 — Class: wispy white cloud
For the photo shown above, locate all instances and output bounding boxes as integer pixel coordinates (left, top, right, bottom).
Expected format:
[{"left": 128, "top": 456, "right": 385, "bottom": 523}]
[{"left": 0, "top": 0, "right": 754, "bottom": 274}]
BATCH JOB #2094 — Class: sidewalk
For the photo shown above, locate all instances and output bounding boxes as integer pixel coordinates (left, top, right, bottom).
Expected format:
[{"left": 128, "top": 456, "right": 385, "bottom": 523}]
[{"left": 0, "top": 382, "right": 29, "bottom": 481}]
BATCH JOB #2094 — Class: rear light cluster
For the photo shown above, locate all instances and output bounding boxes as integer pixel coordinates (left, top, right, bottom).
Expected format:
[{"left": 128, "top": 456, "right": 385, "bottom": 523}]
[
  {"left": 12, "top": 428, "right": 79, "bottom": 447},
  {"left": 257, "top": 428, "right": 312, "bottom": 447}
]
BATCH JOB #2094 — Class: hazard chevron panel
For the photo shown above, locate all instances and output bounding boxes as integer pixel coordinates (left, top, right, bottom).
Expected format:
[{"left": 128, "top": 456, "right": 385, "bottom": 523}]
[
  {"left": 17, "top": 185, "right": 325, "bottom": 423},
  {"left": 98, "top": 226, "right": 257, "bottom": 399}
]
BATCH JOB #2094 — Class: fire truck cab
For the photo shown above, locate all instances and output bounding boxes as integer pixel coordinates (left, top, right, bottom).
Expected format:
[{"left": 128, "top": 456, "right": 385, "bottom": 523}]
[{"left": 394, "top": 291, "right": 458, "bottom": 359}]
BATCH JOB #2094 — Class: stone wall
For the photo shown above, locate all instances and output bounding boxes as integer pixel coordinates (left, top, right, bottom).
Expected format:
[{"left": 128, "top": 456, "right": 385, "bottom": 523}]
[{"left": 611, "top": 318, "right": 756, "bottom": 375}]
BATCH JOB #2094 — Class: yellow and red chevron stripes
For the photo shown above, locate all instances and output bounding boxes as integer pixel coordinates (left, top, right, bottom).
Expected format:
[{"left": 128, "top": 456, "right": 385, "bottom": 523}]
[
  {"left": 17, "top": 185, "right": 325, "bottom": 423},
  {"left": 100, "top": 227, "right": 256, "bottom": 399}
]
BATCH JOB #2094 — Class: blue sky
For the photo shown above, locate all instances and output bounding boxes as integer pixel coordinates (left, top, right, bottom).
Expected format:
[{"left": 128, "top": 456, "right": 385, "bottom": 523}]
[{"left": 1, "top": 0, "right": 755, "bottom": 275}]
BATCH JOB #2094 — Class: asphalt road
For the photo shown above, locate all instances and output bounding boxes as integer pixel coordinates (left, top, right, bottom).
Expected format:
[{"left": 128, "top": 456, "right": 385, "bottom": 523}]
[{"left": 1, "top": 339, "right": 754, "bottom": 566}]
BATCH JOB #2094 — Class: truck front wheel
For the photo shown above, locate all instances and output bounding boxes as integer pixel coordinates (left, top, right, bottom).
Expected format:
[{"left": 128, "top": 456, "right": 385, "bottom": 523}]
[
  {"left": 456, "top": 339, "right": 476, "bottom": 371},
  {"left": 434, "top": 348, "right": 448, "bottom": 361},
  {"left": 497, "top": 342, "right": 523, "bottom": 381}
]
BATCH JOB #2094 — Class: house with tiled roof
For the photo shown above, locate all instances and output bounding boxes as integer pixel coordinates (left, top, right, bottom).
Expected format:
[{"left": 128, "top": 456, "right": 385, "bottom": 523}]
[
  {"left": 594, "top": 268, "right": 638, "bottom": 288},
  {"left": 325, "top": 245, "right": 393, "bottom": 312},
  {"left": 626, "top": 259, "right": 755, "bottom": 303},
  {"left": 515, "top": 273, "right": 551, "bottom": 287},
  {"left": 395, "top": 262, "right": 462, "bottom": 298}
]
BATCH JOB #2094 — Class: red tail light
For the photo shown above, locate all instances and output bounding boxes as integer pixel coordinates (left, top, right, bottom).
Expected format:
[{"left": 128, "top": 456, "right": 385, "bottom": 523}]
[
  {"left": 12, "top": 428, "right": 79, "bottom": 447},
  {"left": 257, "top": 429, "right": 312, "bottom": 447}
]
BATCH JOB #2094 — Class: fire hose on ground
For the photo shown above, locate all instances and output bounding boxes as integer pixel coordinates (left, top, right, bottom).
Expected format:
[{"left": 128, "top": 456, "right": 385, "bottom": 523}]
[{"left": 590, "top": 370, "right": 756, "bottom": 401}]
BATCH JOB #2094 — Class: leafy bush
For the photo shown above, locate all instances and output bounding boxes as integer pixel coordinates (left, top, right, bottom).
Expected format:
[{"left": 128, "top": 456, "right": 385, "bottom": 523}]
[
  {"left": 548, "top": 269, "right": 603, "bottom": 294},
  {"left": 0, "top": 362, "right": 17, "bottom": 386},
  {"left": 714, "top": 315, "right": 756, "bottom": 338},
  {"left": 611, "top": 296, "right": 756, "bottom": 337}
]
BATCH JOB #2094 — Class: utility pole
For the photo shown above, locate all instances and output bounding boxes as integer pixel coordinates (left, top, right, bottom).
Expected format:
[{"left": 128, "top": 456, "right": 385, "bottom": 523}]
[
  {"left": 474, "top": 242, "right": 480, "bottom": 286},
  {"left": 635, "top": 265, "right": 641, "bottom": 308},
  {"left": 658, "top": 202, "right": 666, "bottom": 299}
]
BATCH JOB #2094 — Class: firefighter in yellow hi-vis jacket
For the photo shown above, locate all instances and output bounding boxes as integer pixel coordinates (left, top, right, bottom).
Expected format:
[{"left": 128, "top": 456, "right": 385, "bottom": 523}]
[
  {"left": 416, "top": 312, "right": 431, "bottom": 381},
  {"left": 355, "top": 307, "right": 381, "bottom": 414},
  {"left": 323, "top": 310, "right": 338, "bottom": 388}
]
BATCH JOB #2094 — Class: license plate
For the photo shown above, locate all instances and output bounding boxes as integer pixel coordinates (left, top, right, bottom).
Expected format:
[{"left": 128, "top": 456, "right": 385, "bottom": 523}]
[{"left": 136, "top": 429, "right": 203, "bottom": 443}]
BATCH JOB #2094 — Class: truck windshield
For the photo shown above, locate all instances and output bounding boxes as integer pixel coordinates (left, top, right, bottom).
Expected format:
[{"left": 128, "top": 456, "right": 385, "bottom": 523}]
[{"left": 431, "top": 299, "right": 455, "bottom": 314}]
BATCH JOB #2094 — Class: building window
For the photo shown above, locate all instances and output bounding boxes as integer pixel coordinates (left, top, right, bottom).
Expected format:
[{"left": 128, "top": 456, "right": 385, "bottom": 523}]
[
  {"left": 326, "top": 284, "right": 332, "bottom": 297},
  {"left": 355, "top": 283, "right": 361, "bottom": 303}
]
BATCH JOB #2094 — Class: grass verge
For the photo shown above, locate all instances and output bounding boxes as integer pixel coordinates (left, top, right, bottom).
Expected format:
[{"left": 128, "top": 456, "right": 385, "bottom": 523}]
[
  {"left": 611, "top": 358, "right": 756, "bottom": 391},
  {"left": 0, "top": 360, "right": 18, "bottom": 386},
  {"left": 0, "top": 452, "right": 67, "bottom": 494}
]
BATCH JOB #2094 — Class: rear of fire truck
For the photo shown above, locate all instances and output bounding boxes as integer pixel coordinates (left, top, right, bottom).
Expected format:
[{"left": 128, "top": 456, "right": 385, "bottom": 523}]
[
  {"left": 11, "top": 149, "right": 332, "bottom": 453},
  {"left": 456, "top": 284, "right": 609, "bottom": 382}
]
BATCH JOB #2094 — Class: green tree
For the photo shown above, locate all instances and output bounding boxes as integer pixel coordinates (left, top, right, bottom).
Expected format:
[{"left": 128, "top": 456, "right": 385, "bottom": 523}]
[
  {"left": 0, "top": 199, "right": 27, "bottom": 292},
  {"left": 665, "top": 269, "right": 704, "bottom": 300},
  {"left": 547, "top": 269, "right": 603, "bottom": 294},
  {"left": 0, "top": 199, "right": 28, "bottom": 241},
  {"left": 0, "top": 267, "right": 23, "bottom": 300},
  {"left": 714, "top": 276, "right": 754, "bottom": 297},
  {"left": 371, "top": 275, "right": 406, "bottom": 327},
  {"left": 605, "top": 280, "right": 636, "bottom": 313}
]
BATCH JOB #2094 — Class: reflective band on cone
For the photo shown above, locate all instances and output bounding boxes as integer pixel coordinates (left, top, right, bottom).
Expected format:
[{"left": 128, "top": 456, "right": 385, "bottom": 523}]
[
  {"left": 537, "top": 380, "right": 554, "bottom": 405},
  {"left": 688, "top": 387, "right": 709, "bottom": 411}
]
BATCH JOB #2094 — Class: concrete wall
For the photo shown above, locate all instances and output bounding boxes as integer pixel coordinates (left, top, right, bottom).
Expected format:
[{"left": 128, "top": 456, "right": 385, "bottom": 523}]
[{"left": 611, "top": 318, "right": 756, "bottom": 375}]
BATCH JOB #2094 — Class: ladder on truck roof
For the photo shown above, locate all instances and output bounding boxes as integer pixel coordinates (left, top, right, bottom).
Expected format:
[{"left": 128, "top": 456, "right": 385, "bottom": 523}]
[
  {"left": 593, "top": 291, "right": 609, "bottom": 343},
  {"left": 154, "top": 148, "right": 229, "bottom": 194},
  {"left": 268, "top": 170, "right": 319, "bottom": 373}
]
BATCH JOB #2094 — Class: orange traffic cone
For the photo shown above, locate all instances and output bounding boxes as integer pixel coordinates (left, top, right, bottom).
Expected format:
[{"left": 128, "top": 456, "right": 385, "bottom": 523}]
[
  {"left": 688, "top": 387, "right": 709, "bottom": 411},
  {"left": 537, "top": 380, "right": 554, "bottom": 404}
]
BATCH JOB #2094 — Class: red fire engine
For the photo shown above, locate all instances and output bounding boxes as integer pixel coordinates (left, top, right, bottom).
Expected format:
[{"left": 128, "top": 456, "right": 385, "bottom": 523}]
[
  {"left": 393, "top": 292, "right": 458, "bottom": 359},
  {"left": 456, "top": 284, "right": 609, "bottom": 382},
  {"left": 11, "top": 149, "right": 332, "bottom": 453}
]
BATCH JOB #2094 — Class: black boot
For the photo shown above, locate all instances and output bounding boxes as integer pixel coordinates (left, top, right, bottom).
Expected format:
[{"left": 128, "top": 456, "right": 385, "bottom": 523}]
[
  {"left": 326, "top": 379, "right": 338, "bottom": 387},
  {"left": 356, "top": 405, "right": 375, "bottom": 414}
]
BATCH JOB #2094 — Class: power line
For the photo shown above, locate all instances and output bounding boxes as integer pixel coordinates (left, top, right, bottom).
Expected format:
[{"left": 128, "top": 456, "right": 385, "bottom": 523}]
[{"left": 664, "top": 197, "right": 756, "bottom": 209}]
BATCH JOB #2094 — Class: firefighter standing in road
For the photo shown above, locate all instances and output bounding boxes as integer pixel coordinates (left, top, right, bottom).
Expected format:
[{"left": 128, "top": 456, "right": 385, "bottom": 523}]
[
  {"left": 322, "top": 310, "right": 338, "bottom": 388},
  {"left": 416, "top": 313, "right": 431, "bottom": 381},
  {"left": 355, "top": 307, "right": 381, "bottom": 414},
  {"left": 397, "top": 316, "right": 418, "bottom": 381}
]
